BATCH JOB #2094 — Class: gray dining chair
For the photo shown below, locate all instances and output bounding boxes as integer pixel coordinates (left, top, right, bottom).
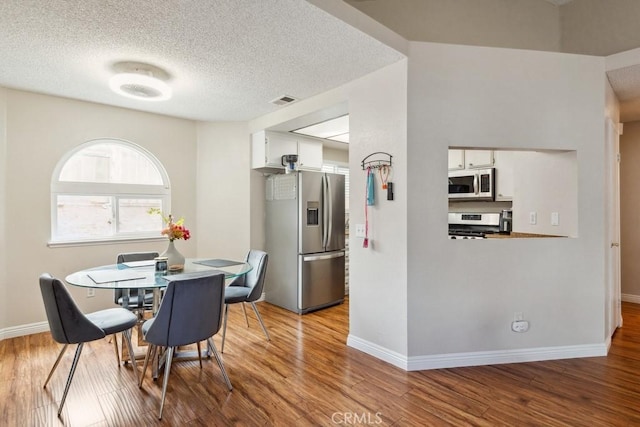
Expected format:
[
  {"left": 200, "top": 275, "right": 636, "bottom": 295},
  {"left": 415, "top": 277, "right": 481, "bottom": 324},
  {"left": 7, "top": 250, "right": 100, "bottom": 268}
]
[
  {"left": 39, "top": 273, "right": 139, "bottom": 416},
  {"left": 114, "top": 251, "right": 158, "bottom": 310},
  {"left": 139, "top": 272, "right": 232, "bottom": 420},
  {"left": 221, "top": 249, "right": 270, "bottom": 353}
]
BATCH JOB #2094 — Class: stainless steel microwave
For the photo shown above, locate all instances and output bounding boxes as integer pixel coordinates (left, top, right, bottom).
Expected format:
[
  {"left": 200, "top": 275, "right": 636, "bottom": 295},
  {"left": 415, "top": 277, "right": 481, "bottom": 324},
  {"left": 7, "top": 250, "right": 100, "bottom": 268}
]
[{"left": 448, "top": 168, "right": 495, "bottom": 201}]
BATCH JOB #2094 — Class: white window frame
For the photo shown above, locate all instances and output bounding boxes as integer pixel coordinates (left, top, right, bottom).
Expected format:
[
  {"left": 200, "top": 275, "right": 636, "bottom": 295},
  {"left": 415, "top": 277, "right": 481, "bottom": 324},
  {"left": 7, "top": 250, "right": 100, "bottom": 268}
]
[{"left": 50, "top": 138, "right": 171, "bottom": 246}]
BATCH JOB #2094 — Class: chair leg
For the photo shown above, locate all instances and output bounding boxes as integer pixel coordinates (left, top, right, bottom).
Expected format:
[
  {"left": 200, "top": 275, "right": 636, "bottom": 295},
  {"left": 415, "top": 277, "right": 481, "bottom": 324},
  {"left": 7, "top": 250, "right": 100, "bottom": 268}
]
[
  {"left": 197, "top": 341, "right": 203, "bottom": 369},
  {"left": 221, "top": 304, "right": 229, "bottom": 353},
  {"left": 158, "top": 346, "right": 175, "bottom": 420},
  {"left": 57, "top": 343, "right": 85, "bottom": 416},
  {"left": 240, "top": 302, "right": 249, "bottom": 327},
  {"left": 139, "top": 344, "right": 157, "bottom": 388},
  {"left": 207, "top": 338, "right": 232, "bottom": 391},
  {"left": 112, "top": 334, "right": 120, "bottom": 367},
  {"left": 250, "top": 302, "right": 271, "bottom": 341},
  {"left": 121, "top": 329, "right": 139, "bottom": 383},
  {"left": 44, "top": 344, "right": 69, "bottom": 388}
]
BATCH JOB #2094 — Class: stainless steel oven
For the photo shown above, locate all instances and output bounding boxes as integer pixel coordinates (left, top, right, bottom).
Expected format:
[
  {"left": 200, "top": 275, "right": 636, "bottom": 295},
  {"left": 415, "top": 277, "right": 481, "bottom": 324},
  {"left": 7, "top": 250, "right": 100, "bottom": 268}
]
[
  {"left": 448, "top": 212, "right": 500, "bottom": 239},
  {"left": 448, "top": 168, "right": 495, "bottom": 201}
]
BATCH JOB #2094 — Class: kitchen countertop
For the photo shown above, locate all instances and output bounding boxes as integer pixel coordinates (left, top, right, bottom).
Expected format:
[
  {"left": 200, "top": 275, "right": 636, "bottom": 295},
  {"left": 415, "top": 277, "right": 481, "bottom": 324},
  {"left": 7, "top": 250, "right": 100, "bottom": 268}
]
[{"left": 486, "top": 232, "right": 566, "bottom": 239}]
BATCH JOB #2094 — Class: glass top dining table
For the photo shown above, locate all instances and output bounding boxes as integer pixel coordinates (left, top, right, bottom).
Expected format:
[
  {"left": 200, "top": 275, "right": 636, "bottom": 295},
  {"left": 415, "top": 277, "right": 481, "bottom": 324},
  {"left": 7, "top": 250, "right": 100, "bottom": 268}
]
[{"left": 65, "top": 258, "right": 252, "bottom": 313}]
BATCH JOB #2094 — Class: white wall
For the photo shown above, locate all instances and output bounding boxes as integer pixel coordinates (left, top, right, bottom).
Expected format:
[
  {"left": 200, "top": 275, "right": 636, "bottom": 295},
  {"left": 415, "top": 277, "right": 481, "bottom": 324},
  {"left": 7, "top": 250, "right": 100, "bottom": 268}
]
[
  {"left": 346, "top": 61, "right": 408, "bottom": 357},
  {"left": 407, "top": 42, "right": 606, "bottom": 365},
  {"left": 0, "top": 88, "right": 6, "bottom": 331},
  {"left": 323, "top": 147, "right": 348, "bottom": 164},
  {"left": 196, "top": 121, "right": 251, "bottom": 260},
  {"left": 1, "top": 89, "right": 197, "bottom": 332},
  {"left": 512, "top": 151, "right": 578, "bottom": 237}
]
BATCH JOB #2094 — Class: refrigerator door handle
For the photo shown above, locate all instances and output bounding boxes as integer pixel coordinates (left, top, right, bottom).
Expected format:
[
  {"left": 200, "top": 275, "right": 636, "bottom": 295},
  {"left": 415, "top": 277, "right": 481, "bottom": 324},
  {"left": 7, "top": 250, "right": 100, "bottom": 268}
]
[
  {"left": 322, "top": 174, "right": 328, "bottom": 248},
  {"left": 303, "top": 252, "right": 345, "bottom": 262},
  {"left": 326, "top": 174, "right": 333, "bottom": 248}
]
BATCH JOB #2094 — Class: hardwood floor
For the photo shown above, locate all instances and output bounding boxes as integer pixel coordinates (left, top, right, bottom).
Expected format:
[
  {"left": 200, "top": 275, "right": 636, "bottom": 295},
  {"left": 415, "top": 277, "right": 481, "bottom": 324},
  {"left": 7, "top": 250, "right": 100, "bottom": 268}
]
[{"left": 3, "top": 299, "right": 640, "bottom": 426}]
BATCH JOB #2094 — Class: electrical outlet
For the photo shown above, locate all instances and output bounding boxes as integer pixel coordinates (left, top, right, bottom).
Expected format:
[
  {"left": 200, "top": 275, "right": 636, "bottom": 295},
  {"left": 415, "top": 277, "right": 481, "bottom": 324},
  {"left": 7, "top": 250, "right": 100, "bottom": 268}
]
[
  {"left": 551, "top": 212, "right": 559, "bottom": 226},
  {"left": 87, "top": 288, "right": 95, "bottom": 298},
  {"left": 511, "top": 320, "right": 529, "bottom": 332},
  {"left": 529, "top": 212, "right": 537, "bottom": 225}
]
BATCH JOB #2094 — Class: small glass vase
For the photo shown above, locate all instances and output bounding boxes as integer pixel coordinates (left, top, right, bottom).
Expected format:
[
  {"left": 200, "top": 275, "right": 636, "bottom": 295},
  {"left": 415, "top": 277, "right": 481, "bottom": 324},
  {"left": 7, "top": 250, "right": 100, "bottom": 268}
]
[{"left": 161, "top": 240, "right": 185, "bottom": 271}]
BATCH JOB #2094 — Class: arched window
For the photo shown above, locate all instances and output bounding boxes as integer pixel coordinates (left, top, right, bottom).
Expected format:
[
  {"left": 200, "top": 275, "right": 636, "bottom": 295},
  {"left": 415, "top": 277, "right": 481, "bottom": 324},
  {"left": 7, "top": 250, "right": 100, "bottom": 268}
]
[{"left": 51, "top": 138, "right": 170, "bottom": 244}]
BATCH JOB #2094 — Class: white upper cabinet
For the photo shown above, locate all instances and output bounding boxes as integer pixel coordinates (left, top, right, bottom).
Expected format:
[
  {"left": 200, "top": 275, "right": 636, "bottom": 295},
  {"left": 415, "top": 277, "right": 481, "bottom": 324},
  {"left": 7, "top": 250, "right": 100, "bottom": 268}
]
[
  {"left": 448, "top": 149, "right": 465, "bottom": 170},
  {"left": 252, "top": 130, "right": 323, "bottom": 171},
  {"left": 297, "top": 139, "right": 323, "bottom": 170},
  {"left": 493, "top": 150, "right": 514, "bottom": 201},
  {"left": 465, "top": 149, "right": 494, "bottom": 169}
]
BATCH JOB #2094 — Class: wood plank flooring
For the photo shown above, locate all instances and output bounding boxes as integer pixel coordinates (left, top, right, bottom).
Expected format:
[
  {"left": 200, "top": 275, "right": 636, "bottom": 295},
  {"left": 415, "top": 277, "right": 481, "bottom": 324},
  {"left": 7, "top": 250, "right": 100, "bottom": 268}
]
[{"left": 3, "top": 299, "right": 640, "bottom": 426}]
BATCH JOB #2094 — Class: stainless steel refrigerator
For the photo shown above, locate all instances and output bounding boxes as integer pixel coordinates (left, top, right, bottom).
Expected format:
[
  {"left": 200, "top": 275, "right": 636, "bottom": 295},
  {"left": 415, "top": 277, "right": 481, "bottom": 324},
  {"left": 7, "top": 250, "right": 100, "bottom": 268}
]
[{"left": 264, "top": 171, "right": 345, "bottom": 314}]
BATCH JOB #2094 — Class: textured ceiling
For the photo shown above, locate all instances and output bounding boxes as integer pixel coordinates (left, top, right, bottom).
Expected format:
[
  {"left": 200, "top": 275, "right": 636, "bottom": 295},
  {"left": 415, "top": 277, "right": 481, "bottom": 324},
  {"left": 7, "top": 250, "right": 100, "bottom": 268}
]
[{"left": 0, "top": 0, "right": 404, "bottom": 122}]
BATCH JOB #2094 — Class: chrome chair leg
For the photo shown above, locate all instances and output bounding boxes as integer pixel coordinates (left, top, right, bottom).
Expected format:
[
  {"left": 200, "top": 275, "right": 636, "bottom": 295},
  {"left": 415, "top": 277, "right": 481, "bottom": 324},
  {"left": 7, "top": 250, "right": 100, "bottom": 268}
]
[
  {"left": 250, "top": 302, "right": 271, "bottom": 341},
  {"left": 58, "top": 343, "right": 84, "bottom": 416},
  {"left": 112, "top": 334, "right": 120, "bottom": 367},
  {"left": 240, "top": 303, "right": 249, "bottom": 327},
  {"left": 121, "top": 329, "right": 138, "bottom": 383},
  {"left": 139, "top": 344, "right": 157, "bottom": 388},
  {"left": 44, "top": 344, "right": 68, "bottom": 388},
  {"left": 207, "top": 338, "right": 232, "bottom": 391},
  {"left": 158, "top": 346, "right": 175, "bottom": 419},
  {"left": 221, "top": 304, "right": 229, "bottom": 353}
]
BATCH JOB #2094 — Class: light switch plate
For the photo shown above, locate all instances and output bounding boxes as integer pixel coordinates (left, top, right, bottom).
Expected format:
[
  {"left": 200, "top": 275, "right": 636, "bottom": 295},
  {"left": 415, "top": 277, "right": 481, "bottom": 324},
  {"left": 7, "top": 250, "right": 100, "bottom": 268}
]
[
  {"left": 355, "top": 224, "right": 366, "bottom": 238},
  {"left": 529, "top": 212, "right": 537, "bottom": 225}
]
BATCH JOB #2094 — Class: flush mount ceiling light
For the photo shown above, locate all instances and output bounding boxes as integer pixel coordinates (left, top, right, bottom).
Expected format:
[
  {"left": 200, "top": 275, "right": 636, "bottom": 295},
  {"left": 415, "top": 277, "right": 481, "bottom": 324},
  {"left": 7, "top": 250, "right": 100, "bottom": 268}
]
[{"left": 109, "top": 61, "right": 172, "bottom": 101}]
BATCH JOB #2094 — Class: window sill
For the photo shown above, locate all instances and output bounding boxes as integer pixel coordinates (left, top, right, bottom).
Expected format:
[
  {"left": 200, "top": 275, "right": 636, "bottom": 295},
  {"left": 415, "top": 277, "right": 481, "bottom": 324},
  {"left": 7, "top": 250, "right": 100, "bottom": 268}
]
[{"left": 48, "top": 236, "right": 168, "bottom": 248}]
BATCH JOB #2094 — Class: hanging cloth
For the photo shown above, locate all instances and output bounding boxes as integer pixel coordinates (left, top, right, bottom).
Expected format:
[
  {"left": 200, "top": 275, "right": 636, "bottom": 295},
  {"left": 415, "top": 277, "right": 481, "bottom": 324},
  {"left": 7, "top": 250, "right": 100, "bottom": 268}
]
[
  {"left": 366, "top": 167, "right": 375, "bottom": 206},
  {"left": 364, "top": 168, "right": 375, "bottom": 248}
]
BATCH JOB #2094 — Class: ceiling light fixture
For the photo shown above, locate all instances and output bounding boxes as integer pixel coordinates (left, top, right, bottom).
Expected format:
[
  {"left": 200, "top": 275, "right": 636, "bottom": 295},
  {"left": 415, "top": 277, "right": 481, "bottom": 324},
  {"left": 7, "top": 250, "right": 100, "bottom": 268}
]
[{"left": 109, "top": 62, "right": 172, "bottom": 101}]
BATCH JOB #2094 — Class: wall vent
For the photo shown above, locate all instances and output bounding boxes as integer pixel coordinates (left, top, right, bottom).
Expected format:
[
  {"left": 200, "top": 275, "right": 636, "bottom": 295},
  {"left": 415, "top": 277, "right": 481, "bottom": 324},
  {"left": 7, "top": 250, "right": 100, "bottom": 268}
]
[{"left": 270, "top": 95, "right": 298, "bottom": 106}]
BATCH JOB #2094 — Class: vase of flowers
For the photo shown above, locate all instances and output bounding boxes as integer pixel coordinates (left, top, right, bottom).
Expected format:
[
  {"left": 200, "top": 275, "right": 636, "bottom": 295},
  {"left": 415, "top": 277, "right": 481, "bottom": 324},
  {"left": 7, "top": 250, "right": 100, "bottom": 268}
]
[{"left": 149, "top": 209, "right": 191, "bottom": 271}]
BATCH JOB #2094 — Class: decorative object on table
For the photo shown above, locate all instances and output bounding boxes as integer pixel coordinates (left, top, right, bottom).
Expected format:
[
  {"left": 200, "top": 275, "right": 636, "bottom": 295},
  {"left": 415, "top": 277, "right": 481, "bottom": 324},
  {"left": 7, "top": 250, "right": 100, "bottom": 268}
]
[{"left": 148, "top": 208, "right": 191, "bottom": 271}]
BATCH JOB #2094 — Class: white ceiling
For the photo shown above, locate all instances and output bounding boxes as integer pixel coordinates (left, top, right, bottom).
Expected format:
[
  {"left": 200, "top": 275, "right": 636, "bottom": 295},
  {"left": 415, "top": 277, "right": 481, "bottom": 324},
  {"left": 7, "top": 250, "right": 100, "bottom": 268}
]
[{"left": 0, "top": 0, "right": 404, "bottom": 122}]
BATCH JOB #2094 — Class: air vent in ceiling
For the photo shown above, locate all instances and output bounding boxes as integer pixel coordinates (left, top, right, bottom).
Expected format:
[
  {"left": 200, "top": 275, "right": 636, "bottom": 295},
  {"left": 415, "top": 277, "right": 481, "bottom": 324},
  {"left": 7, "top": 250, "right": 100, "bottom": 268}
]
[{"left": 270, "top": 95, "right": 298, "bottom": 106}]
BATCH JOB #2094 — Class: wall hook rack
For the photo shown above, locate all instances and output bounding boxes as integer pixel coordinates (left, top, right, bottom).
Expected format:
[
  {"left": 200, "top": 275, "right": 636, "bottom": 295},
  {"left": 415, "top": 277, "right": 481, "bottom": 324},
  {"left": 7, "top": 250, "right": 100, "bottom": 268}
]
[{"left": 361, "top": 152, "right": 392, "bottom": 170}]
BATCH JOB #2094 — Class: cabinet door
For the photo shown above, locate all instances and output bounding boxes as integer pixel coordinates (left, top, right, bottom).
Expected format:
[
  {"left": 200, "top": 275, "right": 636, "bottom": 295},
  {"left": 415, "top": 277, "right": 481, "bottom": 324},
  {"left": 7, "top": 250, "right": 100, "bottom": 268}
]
[
  {"left": 493, "top": 150, "right": 513, "bottom": 201},
  {"left": 298, "top": 140, "right": 323, "bottom": 170},
  {"left": 448, "top": 149, "right": 465, "bottom": 170},
  {"left": 266, "top": 132, "right": 298, "bottom": 167},
  {"left": 465, "top": 149, "right": 494, "bottom": 169},
  {"left": 251, "top": 131, "right": 267, "bottom": 169}
]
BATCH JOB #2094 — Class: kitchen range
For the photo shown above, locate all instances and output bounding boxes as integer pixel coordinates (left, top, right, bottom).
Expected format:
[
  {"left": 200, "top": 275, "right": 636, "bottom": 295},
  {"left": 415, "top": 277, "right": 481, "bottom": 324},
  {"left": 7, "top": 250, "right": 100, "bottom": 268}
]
[{"left": 448, "top": 210, "right": 511, "bottom": 239}]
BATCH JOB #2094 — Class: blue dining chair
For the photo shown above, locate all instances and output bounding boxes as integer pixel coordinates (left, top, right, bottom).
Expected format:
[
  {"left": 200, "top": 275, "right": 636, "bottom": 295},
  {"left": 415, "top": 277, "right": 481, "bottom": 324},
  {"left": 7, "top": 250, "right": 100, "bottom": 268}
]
[
  {"left": 221, "top": 249, "right": 270, "bottom": 353},
  {"left": 139, "top": 272, "right": 232, "bottom": 419},
  {"left": 114, "top": 251, "right": 158, "bottom": 310},
  {"left": 39, "top": 273, "right": 139, "bottom": 416}
]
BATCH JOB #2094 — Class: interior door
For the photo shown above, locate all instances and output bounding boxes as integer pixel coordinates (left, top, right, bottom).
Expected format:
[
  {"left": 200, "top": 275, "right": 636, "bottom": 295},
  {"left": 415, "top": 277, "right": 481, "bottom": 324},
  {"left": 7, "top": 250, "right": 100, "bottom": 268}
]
[{"left": 605, "top": 117, "right": 622, "bottom": 337}]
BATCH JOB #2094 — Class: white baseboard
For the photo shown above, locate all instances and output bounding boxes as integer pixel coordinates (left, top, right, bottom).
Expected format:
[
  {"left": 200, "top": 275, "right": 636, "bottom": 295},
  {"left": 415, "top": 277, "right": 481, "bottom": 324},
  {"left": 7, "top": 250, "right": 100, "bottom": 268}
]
[
  {"left": 347, "top": 334, "right": 608, "bottom": 371},
  {"left": 622, "top": 293, "right": 640, "bottom": 304},
  {"left": 0, "top": 321, "right": 49, "bottom": 341}
]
